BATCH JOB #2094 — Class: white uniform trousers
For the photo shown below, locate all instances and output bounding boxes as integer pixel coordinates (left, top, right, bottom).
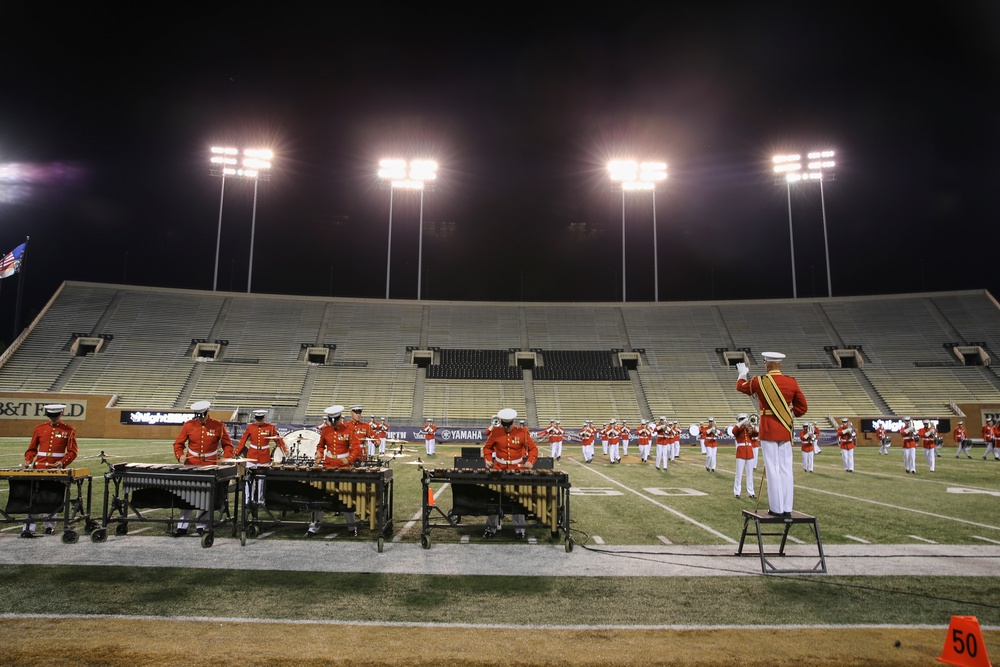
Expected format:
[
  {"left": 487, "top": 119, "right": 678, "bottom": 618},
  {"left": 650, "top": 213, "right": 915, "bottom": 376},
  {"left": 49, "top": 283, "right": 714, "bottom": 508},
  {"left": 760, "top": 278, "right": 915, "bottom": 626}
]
[
  {"left": 903, "top": 447, "right": 917, "bottom": 473},
  {"left": 923, "top": 448, "right": 936, "bottom": 472},
  {"left": 601, "top": 440, "right": 608, "bottom": 455},
  {"left": 672, "top": 441, "right": 680, "bottom": 459},
  {"left": 367, "top": 439, "right": 376, "bottom": 458},
  {"left": 378, "top": 437, "right": 386, "bottom": 455},
  {"left": 879, "top": 438, "right": 891, "bottom": 455},
  {"left": 609, "top": 443, "right": 620, "bottom": 462},
  {"left": 705, "top": 447, "right": 717, "bottom": 471},
  {"left": 985, "top": 442, "right": 999, "bottom": 459},
  {"left": 176, "top": 509, "right": 208, "bottom": 531},
  {"left": 638, "top": 444, "right": 650, "bottom": 461},
  {"left": 801, "top": 450, "right": 814, "bottom": 472},
  {"left": 955, "top": 440, "right": 971, "bottom": 458},
  {"left": 699, "top": 439, "right": 707, "bottom": 455},
  {"left": 734, "top": 458, "right": 755, "bottom": 497},
  {"left": 655, "top": 445, "right": 668, "bottom": 469},
  {"left": 582, "top": 444, "right": 594, "bottom": 462},
  {"left": 551, "top": 441, "right": 563, "bottom": 459},
  {"left": 760, "top": 440, "right": 794, "bottom": 514},
  {"left": 425, "top": 438, "right": 435, "bottom": 456},
  {"left": 752, "top": 447, "right": 759, "bottom": 469},
  {"left": 621, "top": 439, "right": 630, "bottom": 456},
  {"left": 841, "top": 448, "right": 855, "bottom": 472}
]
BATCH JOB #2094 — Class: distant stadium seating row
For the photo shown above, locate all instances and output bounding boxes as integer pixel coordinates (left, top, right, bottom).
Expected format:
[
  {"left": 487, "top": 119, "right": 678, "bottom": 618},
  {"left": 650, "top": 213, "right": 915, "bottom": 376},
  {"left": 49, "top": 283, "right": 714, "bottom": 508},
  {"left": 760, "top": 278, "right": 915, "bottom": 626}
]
[{"left": 2, "top": 281, "right": 999, "bottom": 428}]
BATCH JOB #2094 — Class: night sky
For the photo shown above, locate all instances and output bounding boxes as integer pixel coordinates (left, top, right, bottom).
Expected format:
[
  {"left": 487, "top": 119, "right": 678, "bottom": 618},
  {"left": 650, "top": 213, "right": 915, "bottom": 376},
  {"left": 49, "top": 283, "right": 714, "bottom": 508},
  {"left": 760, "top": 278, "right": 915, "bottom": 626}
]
[{"left": 1, "top": 3, "right": 998, "bottom": 341}]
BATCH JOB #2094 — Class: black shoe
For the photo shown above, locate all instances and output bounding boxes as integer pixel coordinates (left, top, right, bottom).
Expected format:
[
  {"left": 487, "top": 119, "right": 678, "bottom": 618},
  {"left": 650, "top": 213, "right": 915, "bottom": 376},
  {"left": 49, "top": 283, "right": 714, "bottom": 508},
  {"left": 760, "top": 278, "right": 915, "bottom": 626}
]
[
  {"left": 171, "top": 528, "right": 188, "bottom": 538},
  {"left": 44, "top": 527, "right": 54, "bottom": 535},
  {"left": 766, "top": 510, "right": 783, "bottom": 516},
  {"left": 20, "top": 530, "right": 33, "bottom": 539},
  {"left": 347, "top": 528, "right": 358, "bottom": 537},
  {"left": 516, "top": 532, "right": 525, "bottom": 540},
  {"left": 305, "top": 529, "right": 318, "bottom": 538},
  {"left": 483, "top": 529, "right": 495, "bottom": 539},
  {"left": 749, "top": 495, "right": 756, "bottom": 499},
  {"left": 196, "top": 528, "right": 205, "bottom": 536},
  {"left": 734, "top": 495, "right": 740, "bottom": 499}
]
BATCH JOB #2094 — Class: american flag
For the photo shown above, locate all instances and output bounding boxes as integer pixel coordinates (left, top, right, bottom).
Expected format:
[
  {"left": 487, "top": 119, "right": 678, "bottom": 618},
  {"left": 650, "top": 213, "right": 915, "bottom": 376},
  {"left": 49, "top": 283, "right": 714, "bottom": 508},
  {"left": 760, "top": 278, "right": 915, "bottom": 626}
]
[{"left": 0, "top": 242, "right": 26, "bottom": 279}]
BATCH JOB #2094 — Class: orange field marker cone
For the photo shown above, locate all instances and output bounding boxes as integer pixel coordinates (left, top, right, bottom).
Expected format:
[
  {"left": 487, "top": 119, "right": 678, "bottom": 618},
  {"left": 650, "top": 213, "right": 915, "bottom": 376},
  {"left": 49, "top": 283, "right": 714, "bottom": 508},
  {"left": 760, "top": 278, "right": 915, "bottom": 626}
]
[
  {"left": 427, "top": 488, "right": 435, "bottom": 506},
  {"left": 938, "top": 615, "right": 992, "bottom": 667}
]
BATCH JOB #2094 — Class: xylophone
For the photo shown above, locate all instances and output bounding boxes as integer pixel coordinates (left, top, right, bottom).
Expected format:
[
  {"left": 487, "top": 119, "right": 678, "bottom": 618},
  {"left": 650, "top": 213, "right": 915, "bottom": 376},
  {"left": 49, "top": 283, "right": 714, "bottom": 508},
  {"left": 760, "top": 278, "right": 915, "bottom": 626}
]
[
  {"left": 0, "top": 467, "right": 96, "bottom": 543},
  {"left": 93, "top": 463, "right": 239, "bottom": 548},
  {"left": 241, "top": 465, "right": 394, "bottom": 551},
  {"left": 421, "top": 467, "right": 572, "bottom": 551}
]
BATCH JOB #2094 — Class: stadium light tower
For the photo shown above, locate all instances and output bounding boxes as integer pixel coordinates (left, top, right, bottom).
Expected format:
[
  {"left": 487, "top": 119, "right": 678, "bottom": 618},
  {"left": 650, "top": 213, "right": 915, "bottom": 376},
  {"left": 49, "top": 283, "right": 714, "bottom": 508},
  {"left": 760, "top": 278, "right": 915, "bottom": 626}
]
[
  {"left": 209, "top": 147, "right": 273, "bottom": 293},
  {"left": 772, "top": 150, "right": 836, "bottom": 297},
  {"left": 378, "top": 158, "right": 438, "bottom": 300},
  {"left": 609, "top": 160, "right": 668, "bottom": 302}
]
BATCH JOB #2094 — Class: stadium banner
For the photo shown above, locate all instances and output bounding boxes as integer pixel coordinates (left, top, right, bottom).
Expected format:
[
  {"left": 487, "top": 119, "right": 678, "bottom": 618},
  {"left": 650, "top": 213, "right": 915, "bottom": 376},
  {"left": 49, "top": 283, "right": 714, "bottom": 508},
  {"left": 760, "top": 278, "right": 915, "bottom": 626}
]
[
  {"left": 862, "top": 417, "right": 951, "bottom": 434},
  {"left": 982, "top": 409, "right": 1000, "bottom": 425},
  {"left": 0, "top": 397, "right": 87, "bottom": 420},
  {"left": 121, "top": 410, "right": 196, "bottom": 426}
]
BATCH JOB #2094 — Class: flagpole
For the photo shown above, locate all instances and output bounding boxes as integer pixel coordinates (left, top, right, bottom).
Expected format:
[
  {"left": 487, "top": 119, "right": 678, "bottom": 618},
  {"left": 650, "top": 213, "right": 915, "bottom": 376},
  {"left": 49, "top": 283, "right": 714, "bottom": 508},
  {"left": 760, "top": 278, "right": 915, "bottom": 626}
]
[{"left": 12, "top": 237, "right": 28, "bottom": 342}]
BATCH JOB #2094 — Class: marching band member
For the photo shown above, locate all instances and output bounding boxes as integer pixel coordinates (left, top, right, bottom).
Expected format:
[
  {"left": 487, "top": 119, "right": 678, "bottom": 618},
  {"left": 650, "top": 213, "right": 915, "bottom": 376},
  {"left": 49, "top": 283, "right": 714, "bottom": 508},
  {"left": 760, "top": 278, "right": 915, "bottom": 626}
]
[
  {"left": 919, "top": 420, "right": 938, "bottom": 472},
  {"left": 378, "top": 416, "right": 389, "bottom": 455},
  {"left": 901, "top": 417, "right": 919, "bottom": 473},
  {"left": 799, "top": 422, "right": 816, "bottom": 472},
  {"left": 620, "top": 420, "right": 631, "bottom": 457},
  {"left": 837, "top": 418, "right": 856, "bottom": 472},
  {"left": 541, "top": 419, "right": 565, "bottom": 461},
  {"left": 607, "top": 419, "right": 621, "bottom": 463},
  {"left": 422, "top": 418, "right": 438, "bottom": 457},
  {"left": 21, "top": 404, "right": 78, "bottom": 538},
  {"left": 732, "top": 414, "right": 756, "bottom": 498},
  {"left": 983, "top": 418, "right": 998, "bottom": 460},
  {"left": 654, "top": 417, "right": 669, "bottom": 470},
  {"left": 347, "top": 405, "right": 375, "bottom": 461},
  {"left": 697, "top": 421, "right": 708, "bottom": 455},
  {"left": 171, "top": 400, "right": 234, "bottom": 537},
  {"left": 236, "top": 409, "right": 288, "bottom": 511},
  {"left": 308, "top": 405, "right": 364, "bottom": 537},
  {"left": 367, "top": 413, "right": 381, "bottom": 458},
  {"left": 636, "top": 419, "right": 651, "bottom": 463},
  {"left": 580, "top": 420, "right": 596, "bottom": 463},
  {"left": 482, "top": 408, "right": 538, "bottom": 539},
  {"left": 704, "top": 418, "right": 720, "bottom": 472},
  {"left": 736, "top": 351, "right": 808, "bottom": 518},
  {"left": 600, "top": 423, "right": 609, "bottom": 456},
  {"left": 876, "top": 423, "right": 890, "bottom": 455},
  {"left": 671, "top": 420, "right": 681, "bottom": 460},
  {"left": 954, "top": 421, "right": 971, "bottom": 458}
]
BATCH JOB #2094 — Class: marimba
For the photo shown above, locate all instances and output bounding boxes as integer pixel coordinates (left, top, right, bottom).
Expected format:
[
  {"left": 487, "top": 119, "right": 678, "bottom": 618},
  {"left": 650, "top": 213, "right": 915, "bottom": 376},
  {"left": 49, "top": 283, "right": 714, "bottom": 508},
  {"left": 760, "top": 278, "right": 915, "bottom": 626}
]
[
  {"left": 421, "top": 468, "right": 572, "bottom": 551},
  {"left": 241, "top": 465, "right": 394, "bottom": 551},
  {"left": 0, "top": 468, "right": 95, "bottom": 543},
  {"left": 93, "top": 463, "right": 238, "bottom": 548}
]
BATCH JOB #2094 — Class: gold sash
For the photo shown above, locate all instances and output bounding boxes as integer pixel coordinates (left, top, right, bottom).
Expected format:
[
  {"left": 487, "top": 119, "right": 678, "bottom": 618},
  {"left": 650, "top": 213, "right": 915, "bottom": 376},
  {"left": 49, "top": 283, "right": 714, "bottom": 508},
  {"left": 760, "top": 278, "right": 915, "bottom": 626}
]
[{"left": 758, "top": 372, "right": 794, "bottom": 436}]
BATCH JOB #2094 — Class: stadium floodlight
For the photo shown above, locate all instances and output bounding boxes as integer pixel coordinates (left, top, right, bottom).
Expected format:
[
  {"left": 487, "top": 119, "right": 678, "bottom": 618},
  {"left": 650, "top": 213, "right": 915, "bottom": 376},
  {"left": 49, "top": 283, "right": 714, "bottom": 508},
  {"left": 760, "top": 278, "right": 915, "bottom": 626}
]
[
  {"left": 609, "top": 159, "right": 668, "bottom": 302},
  {"left": 772, "top": 149, "right": 836, "bottom": 297},
  {"left": 209, "top": 147, "right": 273, "bottom": 293},
  {"left": 378, "top": 158, "right": 438, "bottom": 300}
]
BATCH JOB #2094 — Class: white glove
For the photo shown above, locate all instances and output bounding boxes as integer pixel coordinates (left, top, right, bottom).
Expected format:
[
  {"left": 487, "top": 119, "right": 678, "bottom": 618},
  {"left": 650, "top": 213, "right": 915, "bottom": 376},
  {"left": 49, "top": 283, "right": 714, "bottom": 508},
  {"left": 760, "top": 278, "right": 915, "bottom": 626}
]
[{"left": 735, "top": 362, "right": 748, "bottom": 380}]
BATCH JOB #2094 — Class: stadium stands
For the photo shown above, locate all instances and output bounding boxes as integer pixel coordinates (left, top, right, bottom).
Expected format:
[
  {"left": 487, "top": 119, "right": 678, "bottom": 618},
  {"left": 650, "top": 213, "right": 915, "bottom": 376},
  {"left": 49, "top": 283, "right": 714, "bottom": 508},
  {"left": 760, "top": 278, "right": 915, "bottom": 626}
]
[{"left": 2, "top": 281, "right": 1000, "bottom": 428}]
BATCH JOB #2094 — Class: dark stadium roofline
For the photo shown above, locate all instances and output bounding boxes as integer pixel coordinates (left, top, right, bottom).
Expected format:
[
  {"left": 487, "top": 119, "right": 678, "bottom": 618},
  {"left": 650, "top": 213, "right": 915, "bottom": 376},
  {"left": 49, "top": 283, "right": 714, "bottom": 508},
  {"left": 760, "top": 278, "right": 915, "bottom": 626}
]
[{"left": 56, "top": 280, "right": 999, "bottom": 311}]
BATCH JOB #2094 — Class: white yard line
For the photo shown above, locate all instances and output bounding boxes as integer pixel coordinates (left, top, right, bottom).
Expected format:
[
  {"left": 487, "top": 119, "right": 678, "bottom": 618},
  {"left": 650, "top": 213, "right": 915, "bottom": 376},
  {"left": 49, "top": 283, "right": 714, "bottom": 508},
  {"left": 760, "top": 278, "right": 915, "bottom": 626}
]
[
  {"left": 4, "top": 613, "right": 996, "bottom": 632},
  {"left": 844, "top": 535, "right": 870, "bottom": 544},
  {"left": 393, "top": 483, "right": 449, "bottom": 542},
  {"left": 591, "top": 536, "right": 605, "bottom": 545},
  {"left": 657, "top": 535, "right": 673, "bottom": 545},
  {"left": 972, "top": 535, "right": 1000, "bottom": 545},
  {"left": 907, "top": 535, "right": 938, "bottom": 544},
  {"left": 570, "top": 459, "right": 738, "bottom": 544},
  {"left": 796, "top": 484, "right": 1000, "bottom": 532}
]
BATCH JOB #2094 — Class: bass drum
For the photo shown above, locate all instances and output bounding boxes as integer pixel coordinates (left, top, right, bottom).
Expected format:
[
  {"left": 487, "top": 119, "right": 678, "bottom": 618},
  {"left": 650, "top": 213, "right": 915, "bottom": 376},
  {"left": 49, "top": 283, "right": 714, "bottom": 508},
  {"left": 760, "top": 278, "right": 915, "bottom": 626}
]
[
  {"left": 275, "top": 428, "right": 321, "bottom": 465},
  {"left": 688, "top": 423, "right": 701, "bottom": 438},
  {"left": 725, "top": 425, "right": 736, "bottom": 438}
]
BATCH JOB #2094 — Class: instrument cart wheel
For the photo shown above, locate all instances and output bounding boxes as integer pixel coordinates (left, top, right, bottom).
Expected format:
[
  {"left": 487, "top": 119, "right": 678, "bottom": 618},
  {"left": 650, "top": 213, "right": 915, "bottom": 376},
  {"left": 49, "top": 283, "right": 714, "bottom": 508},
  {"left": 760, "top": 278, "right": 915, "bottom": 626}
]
[
  {"left": 246, "top": 524, "right": 260, "bottom": 538},
  {"left": 115, "top": 523, "right": 129, "bottom": 536},
  {"left": 420, "top": 533, "right": 431, "bottom": 549},
  {"left": 377, "top": 536, "right": 384, "bottom": 553},
  {"left": 201, "top": 532, "right": 215, "bottom": 549},
  {"left": 85, "top": 520, "right": 99, "bottom": 533},
  {"left": 62, "top": 530, "right": 79, "bottom": 545},
  {"left": 565, "top": 538, "right": 573, "bottom": 553},
  {"left": 91, "top": 528, "right": 108, "bottom": 543}
]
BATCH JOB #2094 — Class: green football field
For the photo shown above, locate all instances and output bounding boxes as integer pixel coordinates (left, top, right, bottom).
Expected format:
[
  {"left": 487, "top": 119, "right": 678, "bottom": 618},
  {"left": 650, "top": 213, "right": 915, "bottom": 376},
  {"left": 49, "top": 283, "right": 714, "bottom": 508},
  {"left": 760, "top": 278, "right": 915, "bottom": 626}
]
[{"left": 0, "top": 437, "right": 997, "bottom": 666}]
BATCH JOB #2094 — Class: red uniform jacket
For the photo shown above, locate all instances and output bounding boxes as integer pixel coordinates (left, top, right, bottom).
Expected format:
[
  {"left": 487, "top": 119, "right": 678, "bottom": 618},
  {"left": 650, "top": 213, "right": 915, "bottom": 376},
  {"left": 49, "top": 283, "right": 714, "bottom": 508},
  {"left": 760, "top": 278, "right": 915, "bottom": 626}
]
[
  {"left": 237, "top": 421, "right": 287, "bottom": 464},
  {"left": 25, "top": 421, "right": 78, "bottom": 468},
  {"left": 901, "top": 425, "right": 918, "bottom": 449},
  {"left": 173, "top": 418, "right": 233, "bottom": 464},
  {"left": 799, "top": 427, "right": 815, "bottom": 453},
  {"left": 837, "top": 425, "right": 856, "bottom": 450},
  {"left": 423, "top": 424, "right": 437, "bottom": 440},
  {"left": 982, "top": 424, "right": 995, "bottom": 444},
  {"left": 733, "top": 424, "right": 755, "bottom": 459},
  {"left": 315, "top": 421, "right": 363, "bottom": 468},
  {"left": 483, "top": 425, "right": 539, "bottom": 470},
  {"left": 736, "top": 371, "right": 808, "bottom": 441},
  {"left": 919, "top": 427, "right": 937, "bottom": 449},
  {"left": 953, "top": 426, "right": 968, "bottom": 443}
]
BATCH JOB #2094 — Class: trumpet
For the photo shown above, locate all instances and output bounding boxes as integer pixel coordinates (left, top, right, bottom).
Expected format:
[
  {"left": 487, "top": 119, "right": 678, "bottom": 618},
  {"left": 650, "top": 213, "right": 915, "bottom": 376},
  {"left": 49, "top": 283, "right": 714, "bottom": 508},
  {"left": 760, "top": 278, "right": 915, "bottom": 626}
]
[{"left": 749, "top": 414, "right": 759, "bottom": 428}]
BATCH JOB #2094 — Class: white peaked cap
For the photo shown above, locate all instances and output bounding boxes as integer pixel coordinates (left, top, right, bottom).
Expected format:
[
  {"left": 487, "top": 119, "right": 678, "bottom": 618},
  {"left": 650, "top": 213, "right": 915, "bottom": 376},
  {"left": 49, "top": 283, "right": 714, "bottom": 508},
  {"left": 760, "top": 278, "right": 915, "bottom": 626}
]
[
  {"left": 498, "top": 408, "right": 517, "bottom": 421},
  {"left": 252, "top": 409, "right": 267, "bottom": 417},
  {"left": 761, "top": 351, "right": 786, "bottom": 362},
  {"left": 325, "top": 405, "right": 344, "bottom": 417},
  {"left": 44, "top": 404, "right": 67, "bottom": 412},
  {"left": 191, "top": 400, "right": 211, "bottom": 412}
]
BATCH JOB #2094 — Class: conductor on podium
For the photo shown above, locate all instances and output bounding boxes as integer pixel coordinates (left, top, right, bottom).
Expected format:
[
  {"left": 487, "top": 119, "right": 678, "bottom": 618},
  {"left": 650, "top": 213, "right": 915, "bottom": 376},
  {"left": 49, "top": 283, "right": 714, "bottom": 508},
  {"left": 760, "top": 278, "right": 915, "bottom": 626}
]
[{"left": 735, "top": 352, "right": 808, "bottom": 517}]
